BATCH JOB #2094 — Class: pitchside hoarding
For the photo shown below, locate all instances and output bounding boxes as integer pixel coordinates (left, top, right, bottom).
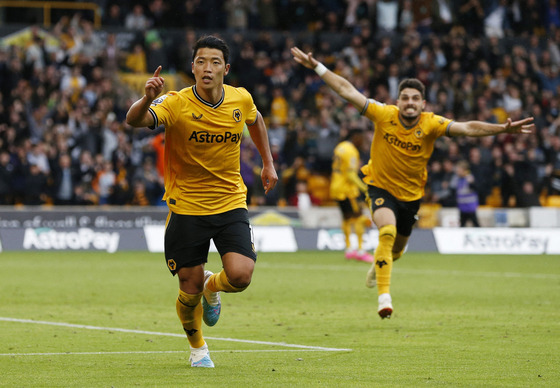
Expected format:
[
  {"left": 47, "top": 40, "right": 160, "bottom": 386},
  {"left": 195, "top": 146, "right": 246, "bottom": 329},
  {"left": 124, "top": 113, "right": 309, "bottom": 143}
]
[{"left": 0, "top": 208, "right": 558, "bottom": 253}]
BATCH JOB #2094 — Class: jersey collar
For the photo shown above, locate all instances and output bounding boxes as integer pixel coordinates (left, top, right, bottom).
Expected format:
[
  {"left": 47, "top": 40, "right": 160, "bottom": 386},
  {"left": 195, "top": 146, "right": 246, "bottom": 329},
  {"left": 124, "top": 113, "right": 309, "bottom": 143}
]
[{"left": 193, "top": 85, "right": 225, "bottom": 109}]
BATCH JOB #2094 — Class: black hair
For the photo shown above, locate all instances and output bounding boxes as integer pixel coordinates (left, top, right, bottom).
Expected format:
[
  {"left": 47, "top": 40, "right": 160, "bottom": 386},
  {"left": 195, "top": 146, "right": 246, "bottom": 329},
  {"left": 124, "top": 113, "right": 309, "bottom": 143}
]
[
  {"left": 397, "top": 78, "right": 426, "bottom": 99},
  {"left": 192, "top": 35, "right": 230, "bottom": 64}
]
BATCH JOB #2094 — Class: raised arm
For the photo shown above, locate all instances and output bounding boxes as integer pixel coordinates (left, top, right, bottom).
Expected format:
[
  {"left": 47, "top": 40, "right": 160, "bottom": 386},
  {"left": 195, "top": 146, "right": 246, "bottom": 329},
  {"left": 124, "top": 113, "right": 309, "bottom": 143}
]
[
  {"left": 448, "top": 117, "right": 535, "bottom": 137},
  {"left": 126, "top": 66, "right": 165, "bottom": 128},
  {"left": 246, "top": 111, "right": 278, "bottom": 195},
  {"left": 291, "top": 46, "right": 367, "bottom": 112}
]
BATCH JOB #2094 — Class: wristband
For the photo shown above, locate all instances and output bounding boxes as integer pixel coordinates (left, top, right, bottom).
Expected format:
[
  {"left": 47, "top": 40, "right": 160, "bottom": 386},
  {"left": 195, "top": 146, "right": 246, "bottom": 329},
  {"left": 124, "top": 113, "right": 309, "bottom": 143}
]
[{"left": 314, "top": 63, "right": 328, "bottom": 76}]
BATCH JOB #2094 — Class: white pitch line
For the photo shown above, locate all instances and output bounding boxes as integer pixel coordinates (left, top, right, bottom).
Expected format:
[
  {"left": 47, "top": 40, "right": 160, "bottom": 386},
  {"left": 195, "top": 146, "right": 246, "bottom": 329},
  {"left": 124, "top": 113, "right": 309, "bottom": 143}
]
[
  {"left": 0, "top": 317, "right": 351, "bottom": 352},
  {"left": 0, "top": 349, "right": 330, "bottom": 357}
]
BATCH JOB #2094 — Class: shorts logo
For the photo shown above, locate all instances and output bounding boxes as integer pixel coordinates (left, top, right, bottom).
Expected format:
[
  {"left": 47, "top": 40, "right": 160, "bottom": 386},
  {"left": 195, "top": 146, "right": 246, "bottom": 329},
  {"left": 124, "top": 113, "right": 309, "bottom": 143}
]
[
  {"left": 167, "top": 259, "right": 176, "bottom": 271},
  {"left": 233, "top": 109, "right": 242, "bottom": 122},
  {"left": 375, "top": 198, "right": 384, "bottom": 206}
]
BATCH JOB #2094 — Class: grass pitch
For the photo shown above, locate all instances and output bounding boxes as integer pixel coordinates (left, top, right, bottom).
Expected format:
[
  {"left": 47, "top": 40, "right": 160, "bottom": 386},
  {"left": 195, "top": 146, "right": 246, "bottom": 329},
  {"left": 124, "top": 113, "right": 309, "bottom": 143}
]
[{"left": 1, "top": 250, "right": 559, "bottom": 387}]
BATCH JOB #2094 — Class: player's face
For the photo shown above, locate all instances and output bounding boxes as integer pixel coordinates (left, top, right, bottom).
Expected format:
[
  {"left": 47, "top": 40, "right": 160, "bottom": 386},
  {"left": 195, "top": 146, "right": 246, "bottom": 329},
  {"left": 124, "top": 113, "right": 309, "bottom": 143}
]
[
  {"left": 397, "top": 88, "right": 425, "bottom": 122},
  {"left": 192, "top": 47, "right": 230, "bottom": 90}
]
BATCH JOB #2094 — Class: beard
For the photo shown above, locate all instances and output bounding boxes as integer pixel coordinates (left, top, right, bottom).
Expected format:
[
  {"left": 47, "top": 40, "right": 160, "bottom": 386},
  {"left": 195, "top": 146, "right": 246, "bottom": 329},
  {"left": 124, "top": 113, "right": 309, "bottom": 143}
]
[{"left": 400, "top": 109, "right": 420, "bottom": 121}]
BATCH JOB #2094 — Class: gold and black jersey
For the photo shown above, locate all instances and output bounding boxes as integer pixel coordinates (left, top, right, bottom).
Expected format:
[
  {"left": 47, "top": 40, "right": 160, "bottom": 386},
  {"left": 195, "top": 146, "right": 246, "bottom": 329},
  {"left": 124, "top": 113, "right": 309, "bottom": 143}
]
[
  {"left": 360, "top": 99, "right": 453, "bottom": 202},
  {"left": 330, "top": 141, "right": 361, "bottom": 201},
  {"left": 149, "top": 84, "right": 258, "bottom": 215}
]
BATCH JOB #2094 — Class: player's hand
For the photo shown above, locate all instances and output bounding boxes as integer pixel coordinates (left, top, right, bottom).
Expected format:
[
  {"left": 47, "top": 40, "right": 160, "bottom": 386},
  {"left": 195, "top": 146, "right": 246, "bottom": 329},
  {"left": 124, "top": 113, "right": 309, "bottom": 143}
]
[
  {"left": 504, "top": 117, "right": 535, "bottom": 134},
  {"left": 291, "top": 46, "right": 318, "bottom": 70},
  {"left": 261, "top": 163, "right": 278, "bottom": 195},
  {"left": 145, "top": 66, "right": 164, "bottom": 101}
]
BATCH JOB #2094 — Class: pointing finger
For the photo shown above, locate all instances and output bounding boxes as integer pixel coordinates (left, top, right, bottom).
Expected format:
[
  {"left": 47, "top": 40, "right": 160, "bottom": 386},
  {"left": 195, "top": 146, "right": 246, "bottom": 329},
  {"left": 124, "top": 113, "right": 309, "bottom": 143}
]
[{"left": 153, "top": 66, "right": 162, "bottom": 77}]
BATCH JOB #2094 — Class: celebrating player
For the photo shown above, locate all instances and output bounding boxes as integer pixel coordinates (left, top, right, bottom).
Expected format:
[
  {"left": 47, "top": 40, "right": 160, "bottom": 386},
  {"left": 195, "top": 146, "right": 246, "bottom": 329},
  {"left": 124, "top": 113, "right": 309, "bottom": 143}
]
[
  {"left": 291, "top": 46, "right": 534, "bottom": 319},
  {"left": 330, "top": 128, "right": 373, "bottom": 263},
  {"left": 127, "top": 35, "right": 278, "bottom": 367}
]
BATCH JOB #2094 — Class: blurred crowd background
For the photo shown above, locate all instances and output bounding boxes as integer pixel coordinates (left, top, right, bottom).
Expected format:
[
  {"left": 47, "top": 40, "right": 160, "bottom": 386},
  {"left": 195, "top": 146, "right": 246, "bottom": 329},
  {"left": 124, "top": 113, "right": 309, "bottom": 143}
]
[{"left": 0, "top": 0, "right": 560, "bottom": 211}]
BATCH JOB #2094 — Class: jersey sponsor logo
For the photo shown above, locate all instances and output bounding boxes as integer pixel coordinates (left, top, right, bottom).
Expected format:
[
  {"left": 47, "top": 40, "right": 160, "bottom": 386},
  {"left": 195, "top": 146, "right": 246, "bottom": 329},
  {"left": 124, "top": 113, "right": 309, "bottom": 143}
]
[
  {"left": 192, "top": 113, "right": 203, "bottom": 120},
  {"left": 188, "top": 131, "right": 242, "bottom": 144},
  {"left": 151, "top": 94, "right": 169, "bottom": 106},
  {"left": 383, "top": 133, "right": 421, "bottom": 152},
  {"left": 233, "top": 109, "right": 242, "bottom": 122}
]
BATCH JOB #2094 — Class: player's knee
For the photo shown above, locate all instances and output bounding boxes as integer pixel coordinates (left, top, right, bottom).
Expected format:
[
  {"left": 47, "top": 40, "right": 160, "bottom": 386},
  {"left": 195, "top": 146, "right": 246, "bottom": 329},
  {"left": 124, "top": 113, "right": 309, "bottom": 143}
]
[{"left": 226, "top": 271, "right": 252, "bottom": 291}]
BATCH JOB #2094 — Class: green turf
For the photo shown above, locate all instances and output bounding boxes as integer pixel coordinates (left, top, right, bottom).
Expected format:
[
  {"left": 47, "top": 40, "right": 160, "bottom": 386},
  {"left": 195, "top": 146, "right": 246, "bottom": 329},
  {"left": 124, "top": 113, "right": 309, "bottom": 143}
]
[{"left": 1, "top": 250, "right": 559, "bottom": 387}]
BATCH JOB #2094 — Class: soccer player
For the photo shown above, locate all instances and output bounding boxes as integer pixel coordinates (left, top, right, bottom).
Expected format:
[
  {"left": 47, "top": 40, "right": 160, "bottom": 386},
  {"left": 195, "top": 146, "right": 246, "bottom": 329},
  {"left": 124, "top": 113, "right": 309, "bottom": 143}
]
[
  {"left": 330, "top": 128, "right": 373, "bottom": 263},
  {"left": 291, "top": 46, "right": 534, "bottom": 319},
  {"left": 126, "top": 35, "right": 278, "bottom": 367}
]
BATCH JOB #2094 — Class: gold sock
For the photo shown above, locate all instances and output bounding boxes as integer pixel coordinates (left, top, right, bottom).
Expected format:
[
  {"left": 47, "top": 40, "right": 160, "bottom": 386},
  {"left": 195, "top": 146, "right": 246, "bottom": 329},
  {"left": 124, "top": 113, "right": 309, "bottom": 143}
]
[
  {"left": 176, "top": 290, "right": 204, "bottom": 349},
  {"left": 207, "top": 270, "right": 247, "bottom": 293},
  {"left": 342, "top": 219, "right": 352, "bottom": 249},
  {"left": 375, "top": 225, "right": 396, "bottom": 295},
  {"left": 355, "top": 215, "right": 368, "bottom": 251}
]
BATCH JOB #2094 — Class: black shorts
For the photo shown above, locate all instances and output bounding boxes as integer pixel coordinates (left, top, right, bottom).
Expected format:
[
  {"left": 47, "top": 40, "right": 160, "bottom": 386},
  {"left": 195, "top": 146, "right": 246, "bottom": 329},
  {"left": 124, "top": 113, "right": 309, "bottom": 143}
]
[
  {"left": 367, "top": 185, "right": 420, "bottom": 237},
  {"left": 164, "top": 208, "right": 256, "bottom": 275},
  {"left": 337, "top": 197, "right": 362, "bottom": 219}
]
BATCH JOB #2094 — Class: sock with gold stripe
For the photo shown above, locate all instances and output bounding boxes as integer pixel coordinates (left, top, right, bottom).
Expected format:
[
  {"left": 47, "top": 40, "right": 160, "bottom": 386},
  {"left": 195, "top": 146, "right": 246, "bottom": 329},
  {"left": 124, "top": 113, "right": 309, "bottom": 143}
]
[
  {"left": 375, "top": 224, "right": 396, "bottom": 295},
  {"left": 206, "top": 270, "right": 247, "bottom": 293},
  {"left": 176, "top": 290, "right": 205, "bottom": 349}
]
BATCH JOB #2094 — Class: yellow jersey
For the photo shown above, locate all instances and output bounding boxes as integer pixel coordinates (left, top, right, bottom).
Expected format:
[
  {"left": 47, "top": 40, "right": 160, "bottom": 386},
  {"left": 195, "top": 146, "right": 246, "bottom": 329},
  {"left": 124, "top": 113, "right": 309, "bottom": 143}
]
[
  {"left": 330, "top": 140, "right": 362, "bottom": 201},
  {"left": 360, "top": 100, "right": 453, "bottom": 202},
  {"left": 149, "top": 84, "right": 258, "bottom": 215}
]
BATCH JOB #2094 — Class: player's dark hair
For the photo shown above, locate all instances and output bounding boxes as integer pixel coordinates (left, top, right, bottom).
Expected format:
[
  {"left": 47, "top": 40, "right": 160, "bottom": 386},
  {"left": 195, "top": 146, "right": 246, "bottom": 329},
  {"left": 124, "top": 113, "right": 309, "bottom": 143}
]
[
  {"left": 192, "top": 35, "right": 230, "bottom": 64},
  {"left": 398, "top": 78, "right": 425, "bottom": 99}
]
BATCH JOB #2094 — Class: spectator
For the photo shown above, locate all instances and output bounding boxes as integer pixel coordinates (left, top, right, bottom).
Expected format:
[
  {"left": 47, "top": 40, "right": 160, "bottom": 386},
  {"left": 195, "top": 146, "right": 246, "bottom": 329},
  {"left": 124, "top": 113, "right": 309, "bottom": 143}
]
[
  {"left": 125, "top": 4, "right": 151, "bottom": 31},
  {"left": 24, "top": 163, "right": 48, "bottom": 205},
  {"left": 451, "top": 160, "right": 480, "bottom": 226},
  {"left": 516, "top": 181, "right": 541, "bottom": 207},
  {"left": 103, "top": 4, "right": 124, "bottom": 27},
  {"left": 0, "top": 150, "right": 14, "bottom": 204},
  {"left": 51, "top": 153, "right": 76, "bottom": 205}
]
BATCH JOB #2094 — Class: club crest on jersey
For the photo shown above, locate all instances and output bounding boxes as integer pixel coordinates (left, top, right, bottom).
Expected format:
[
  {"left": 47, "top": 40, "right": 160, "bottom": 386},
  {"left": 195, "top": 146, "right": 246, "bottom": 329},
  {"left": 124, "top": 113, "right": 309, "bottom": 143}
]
[
  {"left": 151, "top": 94, "right": 169, "bottom": 106},
  {"left": 233, "top": 109, "right": 242, "bottom": 122},
  {"left": 415, "top": 128, "right": 424, "bottom": 138}
]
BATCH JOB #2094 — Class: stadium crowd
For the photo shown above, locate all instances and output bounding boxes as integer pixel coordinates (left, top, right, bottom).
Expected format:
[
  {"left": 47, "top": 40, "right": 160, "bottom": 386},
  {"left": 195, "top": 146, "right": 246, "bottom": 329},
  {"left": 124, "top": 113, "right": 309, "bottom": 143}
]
[{"left": 0, "top": 0, "right": 560, "bottom": 209}]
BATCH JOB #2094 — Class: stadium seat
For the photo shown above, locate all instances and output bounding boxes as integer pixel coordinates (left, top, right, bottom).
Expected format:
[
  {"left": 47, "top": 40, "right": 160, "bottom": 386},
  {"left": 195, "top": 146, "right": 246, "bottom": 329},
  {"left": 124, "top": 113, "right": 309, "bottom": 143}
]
[
  {"left": 485, "top": 187, "right": 502, "bottom": 207},
  {"left": 417, "top": 203, "right": 441, "bottom": 228},
  {"left": 545, "top": 195, "right": 560, "bottom": 207},
  {"left": 306, "top": 175, "right": 331, "bottom": 203}
]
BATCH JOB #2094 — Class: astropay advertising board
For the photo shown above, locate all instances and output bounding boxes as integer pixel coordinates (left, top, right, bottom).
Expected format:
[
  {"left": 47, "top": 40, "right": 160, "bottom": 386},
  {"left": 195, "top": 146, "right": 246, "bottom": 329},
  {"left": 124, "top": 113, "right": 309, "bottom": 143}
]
[{"left": 433, "top": 228, "right": 560, "bottom": 254}]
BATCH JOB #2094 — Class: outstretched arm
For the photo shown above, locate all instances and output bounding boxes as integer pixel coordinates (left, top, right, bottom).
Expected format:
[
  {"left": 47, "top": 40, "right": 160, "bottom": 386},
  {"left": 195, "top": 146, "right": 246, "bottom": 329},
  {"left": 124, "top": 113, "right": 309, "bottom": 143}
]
[
  {"left": 291, "top": 46, "right": 367, "bottom": 112},
  {"left": 448, "top": 117, "right": 535, "bottom": 137},
  {"left": 247, "top": 111, "right": 278, "bottom": 195},
  {"left": 126, "top": 66, "right": 165, "bottom": 128}
]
